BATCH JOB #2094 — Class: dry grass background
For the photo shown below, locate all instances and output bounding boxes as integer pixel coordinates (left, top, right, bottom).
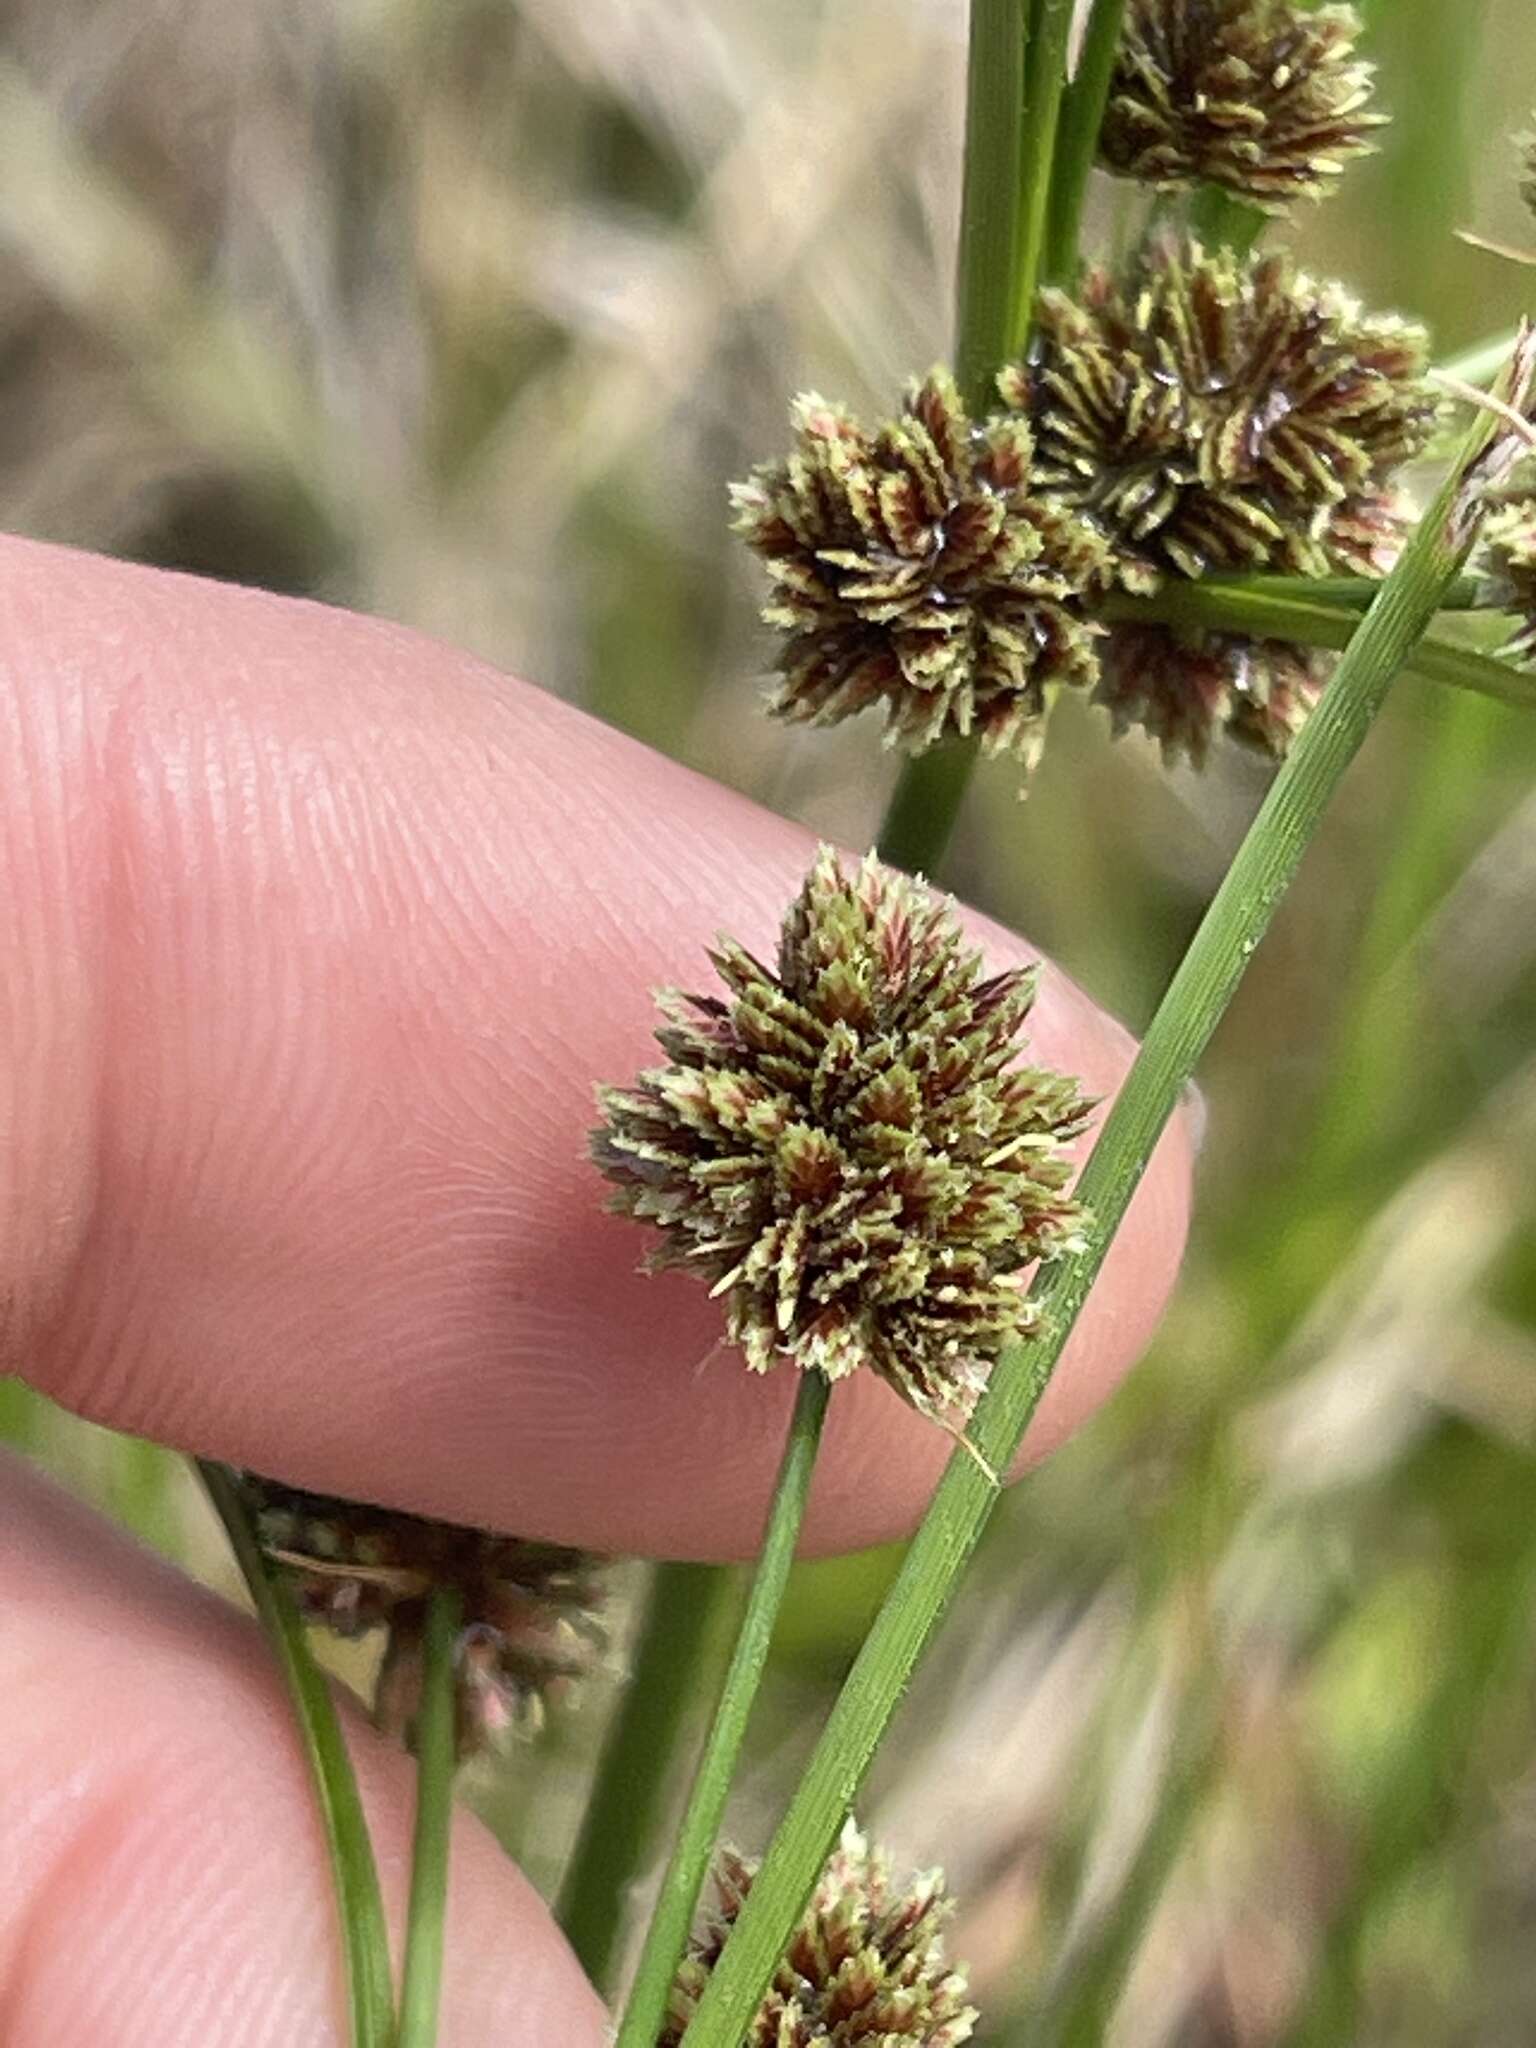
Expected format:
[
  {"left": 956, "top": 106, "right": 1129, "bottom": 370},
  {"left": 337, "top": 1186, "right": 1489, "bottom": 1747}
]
[{"left": 3, "top": 2, "right": 1536, "bottom": 2041}]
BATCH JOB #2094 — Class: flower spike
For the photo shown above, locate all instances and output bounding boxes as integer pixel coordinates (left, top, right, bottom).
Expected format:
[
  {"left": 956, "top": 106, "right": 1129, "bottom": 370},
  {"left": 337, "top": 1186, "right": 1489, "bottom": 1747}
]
[
  {"left": 1101, "top": 0, "right": 1384, "bottom": 213},
  {"left": 593, "top": 848, "right": 1092, "bottom": 1429},
  {"left": 1002, "top": 241, "right": 1437, "bottom": 762},
  {"left": 731, "top": 368, "right": 1112, "bottom": 774},
  {"left": 1473, "top": 499, "right": 1536, "bottom": 667}
]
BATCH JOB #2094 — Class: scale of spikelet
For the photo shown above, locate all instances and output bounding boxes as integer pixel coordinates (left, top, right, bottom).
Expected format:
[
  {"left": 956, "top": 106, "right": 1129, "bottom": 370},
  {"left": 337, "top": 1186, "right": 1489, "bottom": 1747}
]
[
  {"left": 592, "top": 848, "right": 1091, "bottom": 1430},
  {"left": 1002, "top": 241, "right": 1436, "bottom": 762},
  {"left": 1473, "top": 500, "right": 1536, "bottom": 668},
  {"left": 730, "top": 368, "right": 1112, "bottom": 773},
  {"left": 242, "top": 1476, "right": 607, "bottom": 1756},
  {"left": 1100, "top": 0, "right": 1383, "bottom": 212},
  {"left": 659, "top": 1822, "right": 978, "bottom": 2047}
]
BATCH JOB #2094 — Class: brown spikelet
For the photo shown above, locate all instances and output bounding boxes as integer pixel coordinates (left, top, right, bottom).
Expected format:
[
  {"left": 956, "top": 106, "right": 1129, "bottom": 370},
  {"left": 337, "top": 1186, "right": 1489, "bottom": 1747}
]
[{"left": 1097, "top": 626, "right": 1329, "bottom": 766}]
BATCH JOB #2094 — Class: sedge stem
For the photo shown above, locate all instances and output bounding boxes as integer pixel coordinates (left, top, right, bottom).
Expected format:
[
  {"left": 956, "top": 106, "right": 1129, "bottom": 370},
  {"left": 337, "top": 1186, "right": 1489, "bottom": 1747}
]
[
  {"left": 955, "top": 1, "right": 1030, "bottom": 412},
  {"left": 558, "top": 1563, "right": 741, "bottom": 1995},
  {"left": 877, "top": 739, "right": 981, "bottom": 874},
  {"left": 612, "top": 1370, "right": 831, "bottom": 2048},
  {"left": 1102, "top": 580, "right": 1536, "bottom": 714},
  {"left": 675, "top": 364, "right": 1515, "bottom": 2048},
  {"left": 1044, "top": 0, "right": 1128, "bottom": 285},
  {"left": 196, "top": 1460, "right": 394, "bottom": 2048},
  {"left": 1008, "top": 0, "right": 1077, "bottom": 353},
  {"left": 396, "top": 1588, "right": 463, "bottom": 2048}
]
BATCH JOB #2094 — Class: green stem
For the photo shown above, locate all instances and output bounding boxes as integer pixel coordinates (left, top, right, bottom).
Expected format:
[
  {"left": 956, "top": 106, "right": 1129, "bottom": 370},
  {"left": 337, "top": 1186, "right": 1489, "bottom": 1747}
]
[
  {"left": 1103, "top": 580, "right": 1536, "bottom": 713},
  {"left": 676, "top": 392, "right": 1505, "bottom": 2048},
  {"left": 1044, "top": 0, "right": 1128, "bottom": 285},
  {"left": 954, "top": 0, "right": 1030, "bottom": 412},
  {"left": 1008, "top": 0, "right": 1077, "bottom": 353},
  {"left": 397, "top": 1589, "right": 463, "bottom": 2048},
  {"left": 1153, "top": 573, "right": 1482, "bottom": 616},
  {"left": 558, "top": 1563, "right": 740, "bottom": 1994},
  {"left": 613, "top": 1370, "right": 832, "bottom": 2048},
  {"left": 876, "top": 740, "right": 982, "bottom": 874},
  {"left": 196, "top": 1460, "right": 394, "bottom": 2048},
  {"left": 887, "top": 0, "right": 1091, "bottom": 880}
]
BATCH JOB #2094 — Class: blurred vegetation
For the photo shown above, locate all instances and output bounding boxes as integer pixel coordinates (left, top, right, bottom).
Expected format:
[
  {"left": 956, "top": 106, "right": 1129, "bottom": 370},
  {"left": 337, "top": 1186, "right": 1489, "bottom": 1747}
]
[{"left": 2, "top": 1, "right": 1536, "bottom": 2041}]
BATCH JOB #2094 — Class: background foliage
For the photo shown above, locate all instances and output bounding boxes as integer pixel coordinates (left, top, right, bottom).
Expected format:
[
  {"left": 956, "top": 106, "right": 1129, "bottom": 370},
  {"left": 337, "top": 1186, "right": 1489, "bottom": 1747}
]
[{"left": 2, "top": 2, "right": 1535, "bottom": 2040}]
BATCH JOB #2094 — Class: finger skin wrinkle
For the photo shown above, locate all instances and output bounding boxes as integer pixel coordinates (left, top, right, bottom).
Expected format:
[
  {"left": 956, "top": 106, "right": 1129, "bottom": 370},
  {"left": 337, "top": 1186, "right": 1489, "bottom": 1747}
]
[
  {"left": 0, "top": 590, "right": 107, "bottom": 1374},
  {"left": 0, "top": 1775, "right": 139, "bottom": 2047}
]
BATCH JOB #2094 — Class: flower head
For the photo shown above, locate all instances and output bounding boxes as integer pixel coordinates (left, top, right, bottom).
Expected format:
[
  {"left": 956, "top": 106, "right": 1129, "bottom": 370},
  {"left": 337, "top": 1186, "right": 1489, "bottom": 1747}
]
[
  {"left": 1007, "top": 242, "right": 1434, "bottom": 589},
  {"left": 1100, "top": 0, "right": 1383, "bottom": 211},
  {"left": 243, "top": 1476, "right": 607, "bottom": 1755},
  {"left": 730, "top": 368, "right": 1112, "bottom": 772},
  {"left": 592, "top": 848, "right": 1091, "bottom": 1428},
  {"left": 1472, "top": 498, "right": 1536, "bottom": 667},
  {"left": 1001, "top": 242, "right": 1434, "bottom": 762},
  {"left": 660, "top": 1822, "right": 978, "bottom": 2047}
]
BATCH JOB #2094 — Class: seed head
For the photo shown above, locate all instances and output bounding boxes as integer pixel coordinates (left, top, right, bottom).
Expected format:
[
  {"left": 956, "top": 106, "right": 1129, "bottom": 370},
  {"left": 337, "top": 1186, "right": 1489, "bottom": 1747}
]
[
  {"left": 730, "top": 367, "right": 1112, "bottom": 773},
  {"left": 1472, "top": 499, "right": 1536, "bottom": 667},
  {"left": 660, "top": 1822, "right": 978, "bottom": 2047},
  {"left": 242, "top": 1476, "right": 607, "bottom": 1755},
  {"left": 1100, "top": 0, "right": 1384, "bottom": 211},
  {"left": 592, "top": 848, "right": 1092, "bottom": 1429}
]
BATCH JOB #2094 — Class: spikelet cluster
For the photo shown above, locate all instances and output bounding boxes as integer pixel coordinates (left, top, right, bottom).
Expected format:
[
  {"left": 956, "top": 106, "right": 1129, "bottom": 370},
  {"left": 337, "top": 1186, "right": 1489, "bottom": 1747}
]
[
  {"left": 592, "top": 848, "right": 1091, "bottom": 1428},
  {"left": 730, "top": 368, "right": 1112, "bottom": 773},
  {"left": 1473, "top": 500, "right": 1536, "bottom": 667},
  {"left": 660, "top": 1822, "right": 978, "bottom": 2047},
  {"left": 1100, "top": 0, "right": 1383, "bottom": 211},
  {"left": 243, "top": 1476, "right": 607, "bottom": 1755},
  {"left": 1004, "top": 242, "right": 1436, "bottom": 761},
  {"left": 1012, "top": 244, "right": 1433, "bottom": 587},
  {"left": 1096, "top": 626, "right": 1327, "bottom": 763}
]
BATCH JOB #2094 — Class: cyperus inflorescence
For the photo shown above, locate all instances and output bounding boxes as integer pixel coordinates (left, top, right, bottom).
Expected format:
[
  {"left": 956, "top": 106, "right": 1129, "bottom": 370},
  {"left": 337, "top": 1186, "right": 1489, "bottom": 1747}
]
[
  {"left": 1011, "top": 242, "right": 1434, "bottom": 588},
  {"left": 242, "top": 1475, "right": 607, "bottom": 1756},
  {"left": 1003, "top": 240, "right": 1436, "bottom": 761},
  {"left": 1101, "top": 0, "right": 1383, "bottom": 212},
  {"left": 659, "top": 1821, "right": 978, "bottom": 2047},
  {"left": 592, "top": 848, "right": 1091, "bottom": 1427},
  {"left": 730, "top": 367, "right": 1112, "bottom": 773}
]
